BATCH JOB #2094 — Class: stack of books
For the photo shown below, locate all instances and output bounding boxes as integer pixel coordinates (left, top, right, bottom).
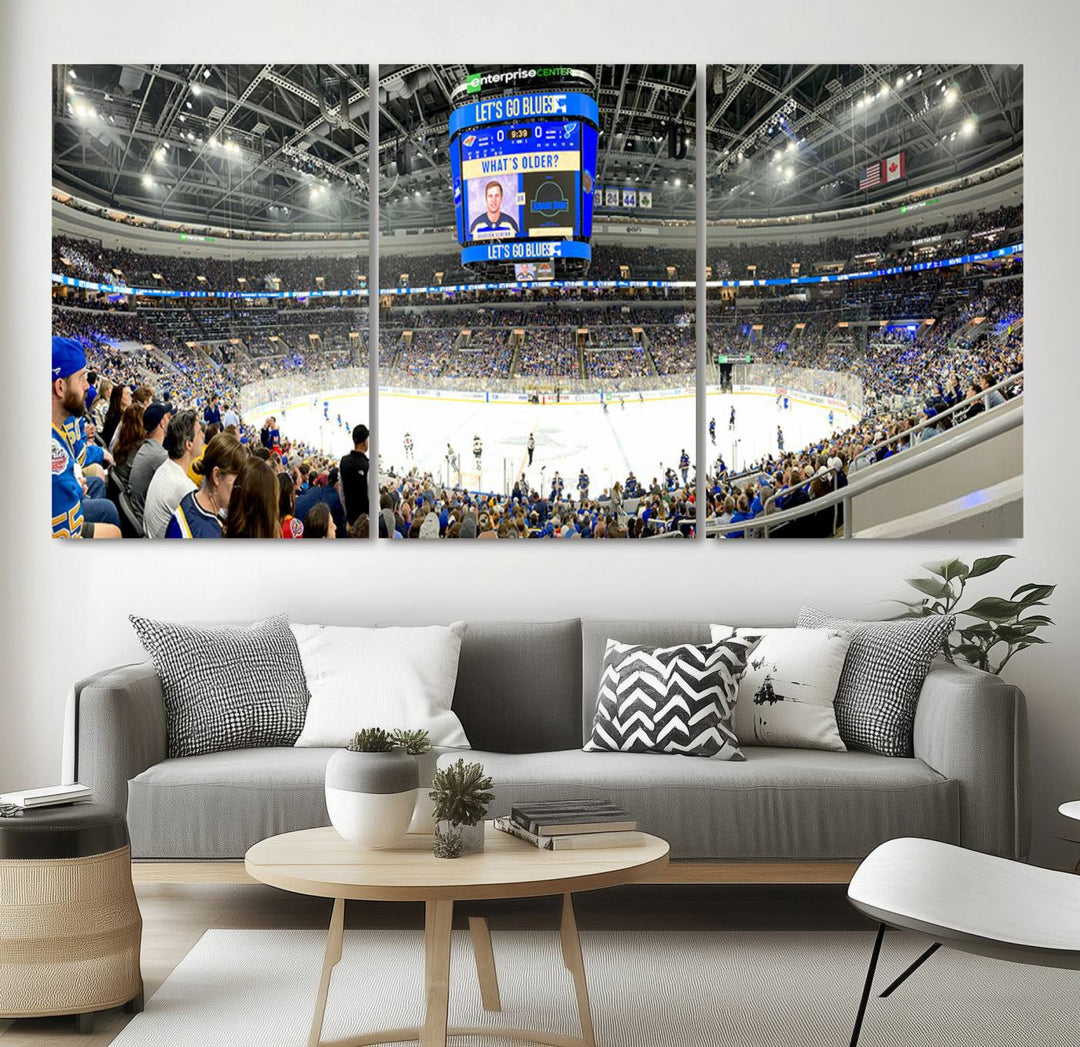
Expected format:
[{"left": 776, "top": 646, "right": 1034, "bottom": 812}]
[
  {"left": 494, "top": 799, "right": 638, "bottom": 851},
  {"left": 0, "top": 783, "right": 92, "bottom": 810}
]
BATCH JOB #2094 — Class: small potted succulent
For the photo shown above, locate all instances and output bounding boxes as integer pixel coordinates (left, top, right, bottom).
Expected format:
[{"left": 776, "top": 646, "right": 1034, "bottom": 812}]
[
  {"left": 430, "top": 758, "right": 494, "bottom": 857},
  {"left": 324, "top": 728, "right": 430, "bottom": 849}
]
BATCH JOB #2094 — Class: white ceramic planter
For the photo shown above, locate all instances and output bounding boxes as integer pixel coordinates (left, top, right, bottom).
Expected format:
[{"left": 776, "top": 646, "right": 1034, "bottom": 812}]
[
  {"left": 407, "top": 749, "right": 440, "bottom": 835},
  {"left": 325, "top": 750, "right": 418, "bottom": 849}
]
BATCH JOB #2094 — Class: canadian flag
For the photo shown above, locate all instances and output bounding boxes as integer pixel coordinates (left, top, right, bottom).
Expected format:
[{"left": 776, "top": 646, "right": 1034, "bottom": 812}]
[{"left": 883, "top": 151, "right": 906, "bottom": 183}]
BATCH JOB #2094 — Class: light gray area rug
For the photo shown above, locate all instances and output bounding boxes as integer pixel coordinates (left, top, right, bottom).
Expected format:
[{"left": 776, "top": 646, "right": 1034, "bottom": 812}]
[{"left": 112, "top": 928, "right": 1078, "bottom": 1046}]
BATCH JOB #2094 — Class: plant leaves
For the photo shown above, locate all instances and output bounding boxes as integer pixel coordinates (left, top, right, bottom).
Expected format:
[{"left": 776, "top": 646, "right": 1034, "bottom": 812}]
[
  {"left": 1018, "top": 614, "right": 1054, "bottom": 627},
  {"left": 959, "top": 622, "right": 995, "bottom": 638},
  {"left": 967, "top": 554, "right": 1014, "bottom": 578},
  {"left": 1015, "top": 584, "right": 1056, "bottom": 605},
  {"left": 962, "top": 597, "right": 1024, "bottom": 622},
  {"left": 906, "top": 577, "right": 952, "bottom": 599}
]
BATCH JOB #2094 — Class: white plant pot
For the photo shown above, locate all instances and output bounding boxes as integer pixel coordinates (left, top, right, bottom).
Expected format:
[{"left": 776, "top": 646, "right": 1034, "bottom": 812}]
[
  {"left": 408, "top": 750, "right": 440, "bottom": 835},
  {"left": 324, "top": 750, "right": 418, "bottom": 849}
]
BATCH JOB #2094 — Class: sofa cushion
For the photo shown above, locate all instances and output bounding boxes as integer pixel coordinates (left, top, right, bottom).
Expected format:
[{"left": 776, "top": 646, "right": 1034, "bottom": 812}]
[
  {"left": 462, "top": 747, "right": 958, "bottom": 861},
  {"left": 580, "top": 621, "right": 712, "bottom": 743},
  {"left": 127, "top": 747, "right": 335, "bottom": 859},
  {"left": 583, "top": 636, "right": 757, "bottom": 760},
  {"left": 453, "top": 619, "right": 581, "bottom": 753}
]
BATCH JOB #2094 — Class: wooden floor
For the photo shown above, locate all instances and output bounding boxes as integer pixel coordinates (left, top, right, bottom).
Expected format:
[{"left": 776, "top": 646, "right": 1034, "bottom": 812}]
[{"left": 0, "top": 882, "right": 868, "bottom": 1045}]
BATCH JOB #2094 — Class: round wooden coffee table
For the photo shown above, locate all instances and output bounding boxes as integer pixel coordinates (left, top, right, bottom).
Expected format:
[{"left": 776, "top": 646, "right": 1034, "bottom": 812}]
[{"left": 245, "top": 823, "right": 669, "bottom": 1047}]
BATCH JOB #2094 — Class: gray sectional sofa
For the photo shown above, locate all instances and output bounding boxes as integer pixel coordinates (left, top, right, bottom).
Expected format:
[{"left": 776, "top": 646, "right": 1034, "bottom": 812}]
[{"left": 63, "top": 618, "right": 1030, "bottom": 866}]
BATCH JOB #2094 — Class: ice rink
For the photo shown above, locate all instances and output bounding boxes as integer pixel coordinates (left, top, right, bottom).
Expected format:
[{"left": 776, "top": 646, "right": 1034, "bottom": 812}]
[{"left": 247, "top": 385, "right": 857, "bottom": 495}]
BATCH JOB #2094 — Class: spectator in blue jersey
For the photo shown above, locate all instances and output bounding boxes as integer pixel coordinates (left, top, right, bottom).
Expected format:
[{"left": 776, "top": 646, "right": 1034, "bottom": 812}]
[
  {"left": 165, "top": 432, "right": 247, "bottom": 539},
  {"left": 469, "top": 181, "right": 519, "bottom": 238},
  {"left": 50, "top": 337, "right": 120, "bottom": 539},
  {"left": 203, "top": 393, "right": 222, "bottom": 428},
  {"left": 294, "top": 466, "right": 346, "bottom": 538},
  {"left": 84, "top": 371, "right": 99, "bottom": 413}
]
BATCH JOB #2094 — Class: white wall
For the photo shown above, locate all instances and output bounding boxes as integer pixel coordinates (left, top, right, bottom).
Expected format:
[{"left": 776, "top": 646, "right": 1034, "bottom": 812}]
[{"left": 3, "top": 0, "right": 1077, "bottom": 866}]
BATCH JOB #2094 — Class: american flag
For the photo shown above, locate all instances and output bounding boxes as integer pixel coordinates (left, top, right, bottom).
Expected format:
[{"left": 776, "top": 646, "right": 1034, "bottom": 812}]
[{"left": 859, "top": 162, "right": 881, "bottom": 190}]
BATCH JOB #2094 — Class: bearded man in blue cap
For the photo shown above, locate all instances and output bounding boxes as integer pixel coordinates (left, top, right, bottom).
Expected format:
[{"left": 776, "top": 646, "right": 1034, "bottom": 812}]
[{"left": 51, "top": 337, "right": 121, "bottom": 539}]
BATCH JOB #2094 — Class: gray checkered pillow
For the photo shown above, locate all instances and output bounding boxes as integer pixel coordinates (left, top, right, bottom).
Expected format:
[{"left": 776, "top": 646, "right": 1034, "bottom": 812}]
[
  {"left": 130, "top": 613, "right": 310, "bottom": 758},
  {"left": 797, "top": 607, "right": 955, "bottom": 757}
]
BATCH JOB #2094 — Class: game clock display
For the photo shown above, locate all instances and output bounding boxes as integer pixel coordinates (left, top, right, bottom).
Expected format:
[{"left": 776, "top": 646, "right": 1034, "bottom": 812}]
[{"left": 449, "top": 91, "right": 599, "bottom": 256}]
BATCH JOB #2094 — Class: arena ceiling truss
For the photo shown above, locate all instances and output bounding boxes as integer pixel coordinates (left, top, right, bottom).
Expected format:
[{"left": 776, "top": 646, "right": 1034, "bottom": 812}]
[
  {"left": 705, "top": 64, "right": 1023, "bottom": 217},
  {"left": 53, "top": 64, "right": 369, "bottom": 233}
]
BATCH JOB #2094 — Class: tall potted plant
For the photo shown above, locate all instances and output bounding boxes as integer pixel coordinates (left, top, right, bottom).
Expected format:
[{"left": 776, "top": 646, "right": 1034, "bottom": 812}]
[
  {"left": 889, "top": 555, "right": 1054, "bottom": 675},
  {"left": 324, "top": 728, "right": 430, "bottom": 849},
  {"left": 430, "top": 758, "right": 494, "bottom": 857}
]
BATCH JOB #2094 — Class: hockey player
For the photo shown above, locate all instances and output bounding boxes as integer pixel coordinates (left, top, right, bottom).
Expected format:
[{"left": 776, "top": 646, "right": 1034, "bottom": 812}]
[
  {"left": 403, "top": 432, "right": 414, "bottom": 459},
  {"left": 828, "top": 409, "right": 835, "bottom": 429},
  {"left": 323, "top": 401, "right": 330, "bottom": 421},
  {"left": 679, "top": 449, "right": 690, "bottom": 486},
  {"left": 577, "top": 468, "right": 589, "bottom": 503},
  {"left": 777, "top": 425, "right": 785, "bottom": 453},
  {"left": 473, "top": 434, "right": 483, "bottom": 470},
  {"left": 527, "top": 432, "right": 535, "bottom": 466},
  {"left": 729, "top": 406, "right": 736, "bottom": 430},
  {"left": 709, "top": 417, "right": 716, "bottom": 445}
]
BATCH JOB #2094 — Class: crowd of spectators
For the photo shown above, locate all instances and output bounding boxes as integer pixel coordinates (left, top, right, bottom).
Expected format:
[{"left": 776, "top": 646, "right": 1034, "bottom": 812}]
[
  {"left": 704, "top": 330, "right": 1024, "bottom": 538},
  {"left": 378, "top": 467, "right": 695, "bottom": 540}
]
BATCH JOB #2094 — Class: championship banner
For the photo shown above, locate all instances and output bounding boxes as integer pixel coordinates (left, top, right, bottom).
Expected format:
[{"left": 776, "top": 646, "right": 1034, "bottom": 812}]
[
  {"left": 604, "top": 187, "right": 619, "bottom": 207},
  {"left": 622, "top": 187, "right": 637, "bottom": 208},
  {"left": 638, "top": 189, "right": 652, "bottom": 209}
]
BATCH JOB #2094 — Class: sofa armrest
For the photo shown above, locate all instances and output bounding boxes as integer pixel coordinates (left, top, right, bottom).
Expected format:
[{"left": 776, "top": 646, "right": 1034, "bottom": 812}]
[
  {"left": 65, "top": 662, "right": 167, "bottom": 816},
  {"left": 913, "top": 660, "right": 1030, "bottom": 859}
]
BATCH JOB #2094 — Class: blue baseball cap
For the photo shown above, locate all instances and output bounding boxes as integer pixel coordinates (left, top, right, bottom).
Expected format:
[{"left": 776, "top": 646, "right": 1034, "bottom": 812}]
[{"left": 51, "top": 337, "right": 87, "bottom": 380}]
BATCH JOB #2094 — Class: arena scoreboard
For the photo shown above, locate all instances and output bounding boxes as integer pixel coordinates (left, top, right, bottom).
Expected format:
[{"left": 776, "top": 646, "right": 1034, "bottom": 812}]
[{"left": 448, "top": 72, "right": 599, "bottom": 277}]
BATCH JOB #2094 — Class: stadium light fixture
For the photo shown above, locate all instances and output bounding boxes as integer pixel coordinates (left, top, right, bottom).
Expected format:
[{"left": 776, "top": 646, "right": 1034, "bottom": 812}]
[
  {"left": 202, "top": 68, "right": 211, "bottom": 79},
  {"left": 962, "top": 119, "right": 975, "bottom": 135},
  {"left": 142, "top": 174, "right": 154, "bottom": 188},
  {"left": 896, "top": 77, "right": 905, "bottom": 89},
  {"left": 65, "top": 84, "right": 74, "bottom": 96},
  {"left": 945, "top": 87, "right": 958, "bottom": 106},
  {"left": 156, "top": 146, "right": 167, "bottom": 161},
  {"left": 74, "top": 103, "right": 87, "bottom": 118},
  {"left": 191, "top": 83, "right": 202, "bottom": 97},
  {"left": 68, "top": 69, "right": 76, "bottom": 79},
  {"left": 674, "top": 177, "right": 681, "bottom": 187}
]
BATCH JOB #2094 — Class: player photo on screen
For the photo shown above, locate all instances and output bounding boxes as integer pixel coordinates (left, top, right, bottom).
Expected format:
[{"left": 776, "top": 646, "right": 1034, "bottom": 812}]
[
  {"left": 51, "top": 64, "right": 371, "bottom": 540},
  {"left": 379, "top": 64, "right": 697, "bottom": 542},
  {"left": 466, "top": 175, "right": 521, "bottom": 240},
  {"left": 703, "top": 63, "right": 1023, "bottom": 540}
]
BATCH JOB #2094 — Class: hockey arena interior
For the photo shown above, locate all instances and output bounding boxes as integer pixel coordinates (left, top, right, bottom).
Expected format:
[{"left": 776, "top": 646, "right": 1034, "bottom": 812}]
[{"left": 50, "top": 63, "right": 1022, "bottom": 540}]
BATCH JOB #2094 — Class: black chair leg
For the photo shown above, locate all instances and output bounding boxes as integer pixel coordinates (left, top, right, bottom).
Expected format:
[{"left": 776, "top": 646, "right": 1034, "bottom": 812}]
[
  {"left": 880, "top": 942, "right": 941, "bottom": 998},
  {"left": 123, "top": 988, "right": 145, "bottom": 1014},
  {"left": 849, "top": 923, "right": 886, "bottom": 1047},
  {"left": 75, "top": 1010, "right": 96, "bottom": 1035}
]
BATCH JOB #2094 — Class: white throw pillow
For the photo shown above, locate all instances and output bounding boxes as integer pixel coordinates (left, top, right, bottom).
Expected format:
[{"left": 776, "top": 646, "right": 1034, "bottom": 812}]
[
  {"left": 291, "top": 622, "right": 470, "bottom": 748},
  {"left": 709, "top": 625, "right": 849, "bottom": 752}
]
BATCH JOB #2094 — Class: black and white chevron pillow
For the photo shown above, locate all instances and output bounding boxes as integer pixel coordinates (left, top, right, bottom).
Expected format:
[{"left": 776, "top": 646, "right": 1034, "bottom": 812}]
[
  {"left": 129, "top": 613, "right": 310, "bottom": 759},
  {"left": 584, "top": 636, "right": 757, "bottom": 760}
]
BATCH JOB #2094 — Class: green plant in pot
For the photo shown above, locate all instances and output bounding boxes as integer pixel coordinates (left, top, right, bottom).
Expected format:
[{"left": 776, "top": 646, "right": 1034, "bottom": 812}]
[
  {"left": 324, "top": 728, "right": 431, "bottom": 849},
  {"left": 430, "top": 758, "right": 494, "bottom": 857},
  {"left": 889, "top": 554, "right": 1055, "bottom": 675}
]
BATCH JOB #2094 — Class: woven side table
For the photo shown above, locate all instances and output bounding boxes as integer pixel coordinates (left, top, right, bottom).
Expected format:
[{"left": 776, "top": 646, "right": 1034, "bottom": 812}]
[{"left": 0, "top": 803, "right": 143, "bottom": 1033}]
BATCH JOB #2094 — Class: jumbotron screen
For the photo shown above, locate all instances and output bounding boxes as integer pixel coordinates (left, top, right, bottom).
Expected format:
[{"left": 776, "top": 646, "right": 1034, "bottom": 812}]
[{"left": 448, "top": 90, "right": 599, "bottom": 272}]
